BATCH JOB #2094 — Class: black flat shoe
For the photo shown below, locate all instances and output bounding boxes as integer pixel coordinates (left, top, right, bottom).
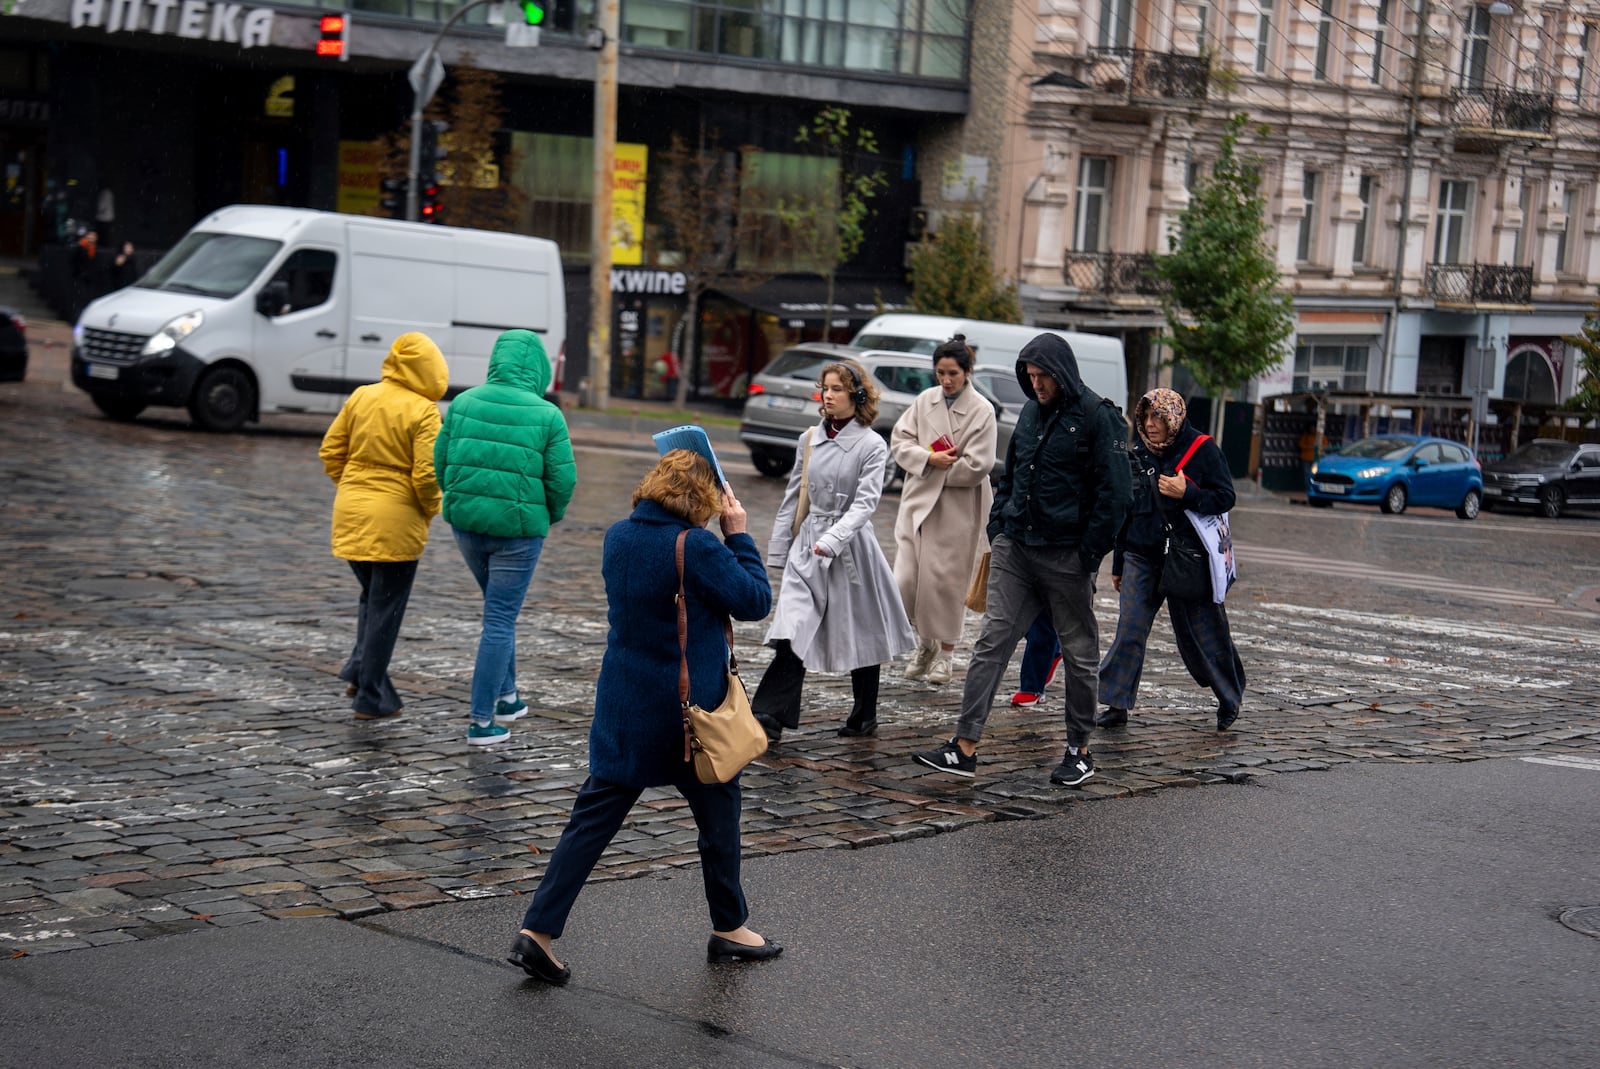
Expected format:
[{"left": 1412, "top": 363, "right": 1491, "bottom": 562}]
[
  {"left": 1096, "top": 707, "right": 1128, "bottom": 730},
  {"left": 837, "top": 719, "right": 878, "bottom": 737},
  {"left": 1216, "top": 708, "right": 1240, "bottom": 732},
  {"left": 754, "top": 713, "right": 783, "bottom": 745},
  {"left": 507, "top": 932, "right": 571, "bottom": 985},
  {"left": 707, "top": 934, "right": 784, "bottom": 964}
]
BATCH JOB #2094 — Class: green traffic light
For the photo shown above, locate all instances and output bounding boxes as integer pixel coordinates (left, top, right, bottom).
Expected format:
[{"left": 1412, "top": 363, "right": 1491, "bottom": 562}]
[{"left": 521, "top": 1, "right": 544, "bottom": 25}]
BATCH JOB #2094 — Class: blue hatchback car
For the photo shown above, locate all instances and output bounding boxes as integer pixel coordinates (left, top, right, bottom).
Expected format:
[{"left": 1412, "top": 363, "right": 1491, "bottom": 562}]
[{"left": 1307, "top": 435, "right": 1483, "bottom": 519}]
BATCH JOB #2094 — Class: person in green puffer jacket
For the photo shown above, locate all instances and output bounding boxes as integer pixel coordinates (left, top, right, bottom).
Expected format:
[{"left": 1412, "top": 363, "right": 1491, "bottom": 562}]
[{"left": 435, "top": 329, "right": 578, "bottom": 747}]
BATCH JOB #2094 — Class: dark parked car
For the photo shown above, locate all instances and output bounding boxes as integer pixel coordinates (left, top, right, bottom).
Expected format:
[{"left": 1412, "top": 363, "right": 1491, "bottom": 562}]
[
  {"left": 1481, "top": 439, "right": 1600, "bottom": 518},
  {"left": 1307, "top": 434, "right": 1483, "bottom": 518},
  {"left": 0, "top": 307, "right": 26, "bottom": 382}
]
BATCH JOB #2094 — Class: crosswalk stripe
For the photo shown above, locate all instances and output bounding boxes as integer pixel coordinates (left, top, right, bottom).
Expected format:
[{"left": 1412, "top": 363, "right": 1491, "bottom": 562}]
[
  {"left": 1520, "top": 756, "right": 1600, "bottom": 771},
  {"left": 1236, "top": 544, "right": 1558, "bottom": 608}
]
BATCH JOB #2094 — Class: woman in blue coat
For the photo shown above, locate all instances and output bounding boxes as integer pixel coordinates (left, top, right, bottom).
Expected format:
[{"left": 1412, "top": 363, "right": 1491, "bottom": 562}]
[{"left": 507, "top": 450, "right": 780, "bottom": 984}]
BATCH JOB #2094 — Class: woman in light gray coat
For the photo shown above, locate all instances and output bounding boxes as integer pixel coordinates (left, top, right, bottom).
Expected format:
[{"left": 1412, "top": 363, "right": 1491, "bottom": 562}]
[{"left": 753, "top": 360, "right": 915, "bottom": 742}]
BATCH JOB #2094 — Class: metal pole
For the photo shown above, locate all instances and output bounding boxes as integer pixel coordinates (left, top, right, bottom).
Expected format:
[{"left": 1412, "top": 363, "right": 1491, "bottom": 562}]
[
  {"left": 406, "top": 0, "right": 496, "bottom": 222},
  {"left": 1381, "top": 0, "right": 1430, "bottom": 395},
  {"left": 588, "top": 0, "right": 620, "bottom": 411}
]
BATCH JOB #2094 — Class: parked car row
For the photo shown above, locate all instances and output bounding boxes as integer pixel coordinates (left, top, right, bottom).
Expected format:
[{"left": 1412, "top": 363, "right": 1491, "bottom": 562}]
[{"left": 1481, "top": 439, "right": 1600, "bottom": 518}]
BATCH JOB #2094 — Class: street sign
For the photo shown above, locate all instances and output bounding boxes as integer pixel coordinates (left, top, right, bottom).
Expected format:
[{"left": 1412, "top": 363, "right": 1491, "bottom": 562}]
[
  {"left": 407, "top": 52, "right": 445, "bottom": 108},
  {"left": 505, "top": 24, "right": 542, "bottom": 47}
]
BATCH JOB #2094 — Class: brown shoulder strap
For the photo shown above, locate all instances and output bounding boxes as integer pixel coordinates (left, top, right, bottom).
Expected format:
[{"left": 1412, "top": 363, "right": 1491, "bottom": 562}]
[{"left": 674, "top": 530, "right": 737, "bottom": 766}]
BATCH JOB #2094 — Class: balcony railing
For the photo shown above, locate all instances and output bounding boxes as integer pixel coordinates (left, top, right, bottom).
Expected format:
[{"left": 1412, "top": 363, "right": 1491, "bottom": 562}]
[
  {"left": 1425, "top": 263, "right": 1533, "bottom": 304},
  {"left": 1084, "top": 48, "right": 1209, "bottom": 101},
  {"left": 1450, "top": 85, "right": 1556, "bottom": 136},
  {"left": 1064, "top": 251, "right": 1170, "bottom": 296}
]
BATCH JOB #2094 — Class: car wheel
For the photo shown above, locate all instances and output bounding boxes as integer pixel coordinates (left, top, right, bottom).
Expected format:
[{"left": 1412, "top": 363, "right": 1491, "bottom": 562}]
[
  {"left": 188, "top": 365, "right": 256, "bottom": 432},
  {"left": 1538, "top": 485, "right": 1565, "bottom": 519},
  {"left": 1380, "top": 483, "right": 1408, "bottom": 515},
  {"left": 1307, "top": 496, "right": 1333, "bottom": 509},
  {"left": 751, "top": 449, "right": 794, "bottom": 478},
  {"left": 92, "top": 395, "right": 146, "bottom": 422},
  {"left": 1455, "top": 488, "right": 1481, "bottom": 520}
]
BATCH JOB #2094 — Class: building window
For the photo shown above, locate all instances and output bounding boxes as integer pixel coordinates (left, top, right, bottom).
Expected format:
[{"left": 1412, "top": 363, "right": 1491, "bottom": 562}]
[
  {"left": 1313, "top": 0, "right": 1336, "bottom": 81},
  {"left": 1434, "top": 179, "right": 1471, "bottom": 263},
  {"left": 1577, "top": 26, "right": 1592, "bottom": 107},
  {"left": 1371, "top": 0, "right": 1389, "bottom": 84},
  {"left": 1460, "top": 5, "right": 1492, "bottom": 90},
  {"left": 1075, "top": 156, "right": 1113, "bottom": 251},
  {"left": 1255, "top": 0, "right": 1274, "bottom": 74},
  {"left": 1099, "top": 0, "right": 1133, "bottom": 49},
  {"left": 739, "top": 150, "right": 838, "bottom": 273},
  {"left": 1297, "top": 170, "right": 1320, "bottom": 262},
  {"left": 1353, "top": 175, "right": 1374, "bottom": 266},
  {"left": 1555, "top": 187, "right": 1579, "bottom": 273},
  {"left": 513, "top": 132, "right": 594, "bottom": 262},
  {"left": 1185, "top": 155, "right": 1200, "bottom": 192},
  {"left": 1293, "top": 341, "right": 1371, "bottom": 392},
  {"left": 1195, "top": 2, "right": 1210, "bottom": 49}
]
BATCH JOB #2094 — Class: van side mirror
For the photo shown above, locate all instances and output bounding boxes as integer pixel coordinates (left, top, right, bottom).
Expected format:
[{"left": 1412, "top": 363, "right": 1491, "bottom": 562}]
[{"left": 257, "top": 280, "right": 290, "bottom": 317}]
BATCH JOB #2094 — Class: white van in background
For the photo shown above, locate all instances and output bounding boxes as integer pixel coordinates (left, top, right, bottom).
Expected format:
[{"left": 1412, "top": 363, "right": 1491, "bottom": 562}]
[
  {"left": 851, "top": 313, "right": 1127, "bottom": 411},
  {"left": 71, "top": 205, "right": 565, "bottom": 431}
]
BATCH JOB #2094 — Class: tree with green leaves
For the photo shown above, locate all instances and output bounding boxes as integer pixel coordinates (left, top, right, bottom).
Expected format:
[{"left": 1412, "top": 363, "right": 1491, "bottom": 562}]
[
  {"left": 776, "top": 107, "right": 887, "bottom": 334},
  {"left": 907, "top": 213, "right": 1022, "bottom": 322},
  {"left": 1561, "top": 292, "right": 1600, "bottom": 415},
  {"left": 654, "top": 131, "right": 766, "bottom": 407},
  {"left": 1156, "top": 113, "right": 1294, "bottom": 425}
]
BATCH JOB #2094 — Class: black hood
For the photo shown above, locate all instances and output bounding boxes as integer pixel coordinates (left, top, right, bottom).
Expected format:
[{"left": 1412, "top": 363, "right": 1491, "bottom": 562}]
[{"left": 1015, "top": 333, "right": 1084, "bottom": 405}]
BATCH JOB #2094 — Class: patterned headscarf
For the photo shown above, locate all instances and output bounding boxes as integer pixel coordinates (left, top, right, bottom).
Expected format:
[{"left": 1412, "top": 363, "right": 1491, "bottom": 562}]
[{"left": 1134, "top": 388, "right": 1186, "bottom": 453}]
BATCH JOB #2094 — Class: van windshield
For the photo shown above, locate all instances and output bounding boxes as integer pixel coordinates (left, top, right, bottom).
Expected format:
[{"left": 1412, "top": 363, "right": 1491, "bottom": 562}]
[
  {"left": 853, "top": 333, "right": 938, "bottom": 356},
  {"left": 137, "top": 232, "right": 284, "bottom": 299}
]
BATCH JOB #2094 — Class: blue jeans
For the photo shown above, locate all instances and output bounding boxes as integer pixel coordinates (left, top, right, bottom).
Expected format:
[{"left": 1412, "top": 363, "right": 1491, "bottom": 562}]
[
  {"left": 452, "top": 528, "right": 544, "bottom": 726},
  {"left": 1017, "top": 609, "right": 1060, "bottom": 693}
]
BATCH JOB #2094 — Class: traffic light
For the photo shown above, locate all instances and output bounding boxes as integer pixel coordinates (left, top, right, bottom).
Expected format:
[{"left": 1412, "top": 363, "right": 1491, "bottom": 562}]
[
  {"left": 315, "top": 15, "right": 348, "bottom": 58},
  {"left": 379, "top": 176, "right": 408, "bottom": 220},
  {"left": 520, "top": 1, "right": 545, "bottom": 25},
  {"left": 418, "top": 119, "right": 449, "bottom": 224}
]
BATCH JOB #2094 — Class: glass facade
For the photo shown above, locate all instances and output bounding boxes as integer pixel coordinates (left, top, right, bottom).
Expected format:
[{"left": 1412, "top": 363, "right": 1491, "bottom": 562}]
[{"left": 327, "top": 0, "right": 966, "bottom": 81}]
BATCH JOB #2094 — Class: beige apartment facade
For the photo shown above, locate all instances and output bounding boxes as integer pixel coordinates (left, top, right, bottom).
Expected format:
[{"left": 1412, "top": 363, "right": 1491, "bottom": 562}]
[{"left": 927, "top": 0, "right": 1600, "bottom": 435}]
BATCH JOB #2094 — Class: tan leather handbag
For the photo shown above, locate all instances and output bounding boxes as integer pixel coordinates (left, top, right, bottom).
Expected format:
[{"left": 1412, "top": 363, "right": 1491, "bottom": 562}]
[
  {"left": 675, "top": 531, "right": 767, "bottom": 784},
  {"left": 965, "top": 551, "right": 991, "bottom": 614}
]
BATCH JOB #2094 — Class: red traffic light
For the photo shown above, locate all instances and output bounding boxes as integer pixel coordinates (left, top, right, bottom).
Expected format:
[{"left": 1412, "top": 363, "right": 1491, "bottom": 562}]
[{"left": 316, "top": 15, "right": 347, "bottom": 57}]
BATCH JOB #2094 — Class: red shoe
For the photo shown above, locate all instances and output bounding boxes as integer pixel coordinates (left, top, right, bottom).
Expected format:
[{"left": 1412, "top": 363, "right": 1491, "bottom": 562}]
[
  {"left": 1042, "top": 655, "right": 1063, "bottom": 689},
  {"left": 1010, "top": 691, "right": 1042, "bottom": 707}
]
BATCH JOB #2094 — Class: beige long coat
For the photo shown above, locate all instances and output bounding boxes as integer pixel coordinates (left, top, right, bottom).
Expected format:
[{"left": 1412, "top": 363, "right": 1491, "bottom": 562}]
[{"left": 890, "top": 385, "right": 997, "bottom": 645}]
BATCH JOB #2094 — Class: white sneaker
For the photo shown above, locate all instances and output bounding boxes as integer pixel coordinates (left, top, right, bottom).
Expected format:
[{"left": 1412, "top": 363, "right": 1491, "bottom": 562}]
[
  {"left": 926, "top": 656, "right": 953, "bottom": 684},
  {"left": 904, "top": 638, "right": 937, "bottom": 680}
]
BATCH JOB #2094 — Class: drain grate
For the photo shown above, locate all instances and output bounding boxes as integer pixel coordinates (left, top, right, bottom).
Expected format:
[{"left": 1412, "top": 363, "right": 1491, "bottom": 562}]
[{"left": 1558, "top": 907, "right": 1600, "bottom": 939}]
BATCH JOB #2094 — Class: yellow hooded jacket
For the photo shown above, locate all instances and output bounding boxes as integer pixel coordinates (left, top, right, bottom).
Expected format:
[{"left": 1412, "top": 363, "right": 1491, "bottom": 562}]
[{"left": 319, "top": 332, "right": 449, "bottom": 562}]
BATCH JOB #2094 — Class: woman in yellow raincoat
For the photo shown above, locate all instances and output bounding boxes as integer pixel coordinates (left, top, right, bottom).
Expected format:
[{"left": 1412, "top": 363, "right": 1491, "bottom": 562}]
[{"left": 319, "top": 332, "right": 448, "bottom": 719}]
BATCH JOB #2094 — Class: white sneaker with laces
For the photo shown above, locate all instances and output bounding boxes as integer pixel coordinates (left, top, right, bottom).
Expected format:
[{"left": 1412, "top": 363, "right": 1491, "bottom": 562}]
[
  {"left": 925, "top": 656, "right": 953, "bottom": 684},
  {"left": 904, "top": 638, "right": 937, "bottom": 680}
]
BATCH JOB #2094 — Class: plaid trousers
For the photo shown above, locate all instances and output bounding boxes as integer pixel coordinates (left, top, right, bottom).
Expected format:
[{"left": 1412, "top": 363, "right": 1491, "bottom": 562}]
[{"left": 1097, "top": 550, "right": 1245, "bottom": 717}]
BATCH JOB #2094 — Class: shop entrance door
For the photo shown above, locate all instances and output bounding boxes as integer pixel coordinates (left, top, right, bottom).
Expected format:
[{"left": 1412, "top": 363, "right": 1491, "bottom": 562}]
[{"left": 0, "top": 133, "right": 45, "bottom": 258}]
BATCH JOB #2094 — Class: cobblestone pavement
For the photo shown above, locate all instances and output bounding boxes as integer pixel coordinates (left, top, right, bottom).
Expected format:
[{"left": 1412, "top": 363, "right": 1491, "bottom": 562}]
[{"left": 3, "top": 355, "right": 1599, "bottom": 954}]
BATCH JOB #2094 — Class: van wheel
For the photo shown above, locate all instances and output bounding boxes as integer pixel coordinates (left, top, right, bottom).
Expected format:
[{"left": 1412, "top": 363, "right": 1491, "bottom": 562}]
[
  {"left": 1455, "top": 489, "right": 1481, "bottom": 520},
  {"left": 1379, "top": 484, "right": 1408, "bottom": 515},
  {"left": 92, "top": 395, "right": 146, "bottom": 422},
  {"left": 751, "top": 449, "right": 794, "bottom": 478},
  {"left": 188, "top": 365, "right": 256, "bottom": 432}
]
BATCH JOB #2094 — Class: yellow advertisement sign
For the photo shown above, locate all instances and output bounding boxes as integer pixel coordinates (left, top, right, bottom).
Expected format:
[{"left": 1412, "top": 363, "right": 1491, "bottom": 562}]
[
  {"left": 336, "top": 140, "right": 384, "bottom": 216},
  {"left": 612, "top": 143, "right": 648, "bottom": 265}
]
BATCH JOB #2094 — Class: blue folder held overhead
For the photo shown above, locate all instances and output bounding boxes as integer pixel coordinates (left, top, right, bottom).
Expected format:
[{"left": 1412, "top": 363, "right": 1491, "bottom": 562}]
[{"left": 651, "top": 424, "right": 728, "bottom": 487}]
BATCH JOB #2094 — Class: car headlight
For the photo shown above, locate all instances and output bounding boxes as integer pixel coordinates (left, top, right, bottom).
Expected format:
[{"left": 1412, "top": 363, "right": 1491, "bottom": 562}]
[
  {"left": 1309, "top": 462, "right": 1319, "bottom": 476},
  {"left": 73, "top": 320, "right": 84, "bottom": 346},
  {"left": 1355, "top": 466, "right": 1390, "bottom": 480},
  {"left": 141, "top": 310, "right": 205, "bottom": 356}
]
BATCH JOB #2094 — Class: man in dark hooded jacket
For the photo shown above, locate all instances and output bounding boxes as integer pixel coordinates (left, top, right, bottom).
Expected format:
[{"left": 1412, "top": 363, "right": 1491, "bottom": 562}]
[{"left": 914, "top": 334, "right": 1130, "bottom": 786}]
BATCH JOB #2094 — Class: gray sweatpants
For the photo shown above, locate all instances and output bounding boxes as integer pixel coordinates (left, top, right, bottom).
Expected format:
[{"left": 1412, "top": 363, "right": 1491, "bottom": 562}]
[{"left": 956, "top": 534, "right": 1100, "bottom": 749}]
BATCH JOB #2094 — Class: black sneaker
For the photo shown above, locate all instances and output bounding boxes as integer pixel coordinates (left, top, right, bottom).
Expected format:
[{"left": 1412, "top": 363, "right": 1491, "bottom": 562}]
[
  {"left": 1049, "top": 750, "right": 1096, "bottom": 787},
  {"left": 913, "top": 738, "right": 976, "bottom": 778}
]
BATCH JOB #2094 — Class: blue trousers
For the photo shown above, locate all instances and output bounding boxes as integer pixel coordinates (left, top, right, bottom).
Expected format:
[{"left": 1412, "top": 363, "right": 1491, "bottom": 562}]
[
  {"left": 452, "top": 528, "right": 544, "bottom": 726},
  {"left": 1017, "top": 610, "right": 1061, "bottom": 693},
  {"left": 521, "top": 775, "right": 749, "bottom": 939},
  {"left": 1098, "top": 551, "right": 1245, "bottom": 718}
]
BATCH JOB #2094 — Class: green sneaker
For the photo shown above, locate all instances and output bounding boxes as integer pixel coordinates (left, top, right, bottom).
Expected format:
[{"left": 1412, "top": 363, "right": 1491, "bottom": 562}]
[
  {"left": 493, "top": 699, "right": 528, "bottom": 723},
  {"left": 467, "top": 721, "right": 511, "bottom": 747}
]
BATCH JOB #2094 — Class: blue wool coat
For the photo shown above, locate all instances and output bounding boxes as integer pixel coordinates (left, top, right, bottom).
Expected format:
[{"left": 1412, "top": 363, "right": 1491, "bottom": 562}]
[{"left": 588, "top": 500, "right": 772, "bottom": 788}]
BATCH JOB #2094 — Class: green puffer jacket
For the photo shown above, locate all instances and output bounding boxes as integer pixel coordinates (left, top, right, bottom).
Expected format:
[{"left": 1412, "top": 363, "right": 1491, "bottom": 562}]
[{"left": 435, "top": 329, "right": 577, "bottom": 539}]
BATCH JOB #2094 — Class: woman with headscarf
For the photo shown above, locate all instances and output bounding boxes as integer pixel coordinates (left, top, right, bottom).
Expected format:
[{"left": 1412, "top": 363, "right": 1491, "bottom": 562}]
[{"left": 1096, "top": 388, "right": 1245, "bottom": 733}]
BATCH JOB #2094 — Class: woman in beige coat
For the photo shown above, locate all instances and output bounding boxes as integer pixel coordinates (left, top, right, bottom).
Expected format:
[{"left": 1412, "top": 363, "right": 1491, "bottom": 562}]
[{"left": 890, "top": 335, "right": 997, "bottom": 684}]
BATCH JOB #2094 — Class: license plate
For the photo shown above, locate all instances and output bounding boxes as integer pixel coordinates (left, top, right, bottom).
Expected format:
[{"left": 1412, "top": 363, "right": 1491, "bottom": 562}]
[
  {"left": 1484, "top": 486, "right": 1503, "bottom": 496},
  {"left": 767, "top": 396, "right": 809, "bottom": 411},
  {"left": 1314, "top": 482, "right": 1345, "bottom": 495},
  {"left": 87, "top": 363, "right": 119, "bottom": 380}
]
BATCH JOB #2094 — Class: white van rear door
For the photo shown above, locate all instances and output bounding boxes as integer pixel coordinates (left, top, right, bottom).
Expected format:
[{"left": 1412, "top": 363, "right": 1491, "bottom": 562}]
[
  {"left": 450, "top": 232, "right": 558, "bottom": 391},
  {"left": 254, "top": 245, "right": 346, "bottom": 413},
  {"left": 346, "top": 223, "right": 454, "bottom": 388}
]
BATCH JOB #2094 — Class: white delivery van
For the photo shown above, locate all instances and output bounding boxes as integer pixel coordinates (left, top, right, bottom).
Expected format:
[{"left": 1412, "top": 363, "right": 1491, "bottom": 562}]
[
  {"left": 851, "top": 313, "right": 1127, "bottom": 411},
  {"left": 71, "top": 205, "right": 565, "bottom": 431}
]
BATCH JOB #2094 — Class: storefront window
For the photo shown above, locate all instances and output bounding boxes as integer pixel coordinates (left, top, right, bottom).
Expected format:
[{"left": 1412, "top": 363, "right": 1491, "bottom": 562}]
[
  {"left": 1292, "top": 341, "right": 1370, "bottom": 392},
  {"left": 511, "top": 132, "right": 593, "bottom": 262}
]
